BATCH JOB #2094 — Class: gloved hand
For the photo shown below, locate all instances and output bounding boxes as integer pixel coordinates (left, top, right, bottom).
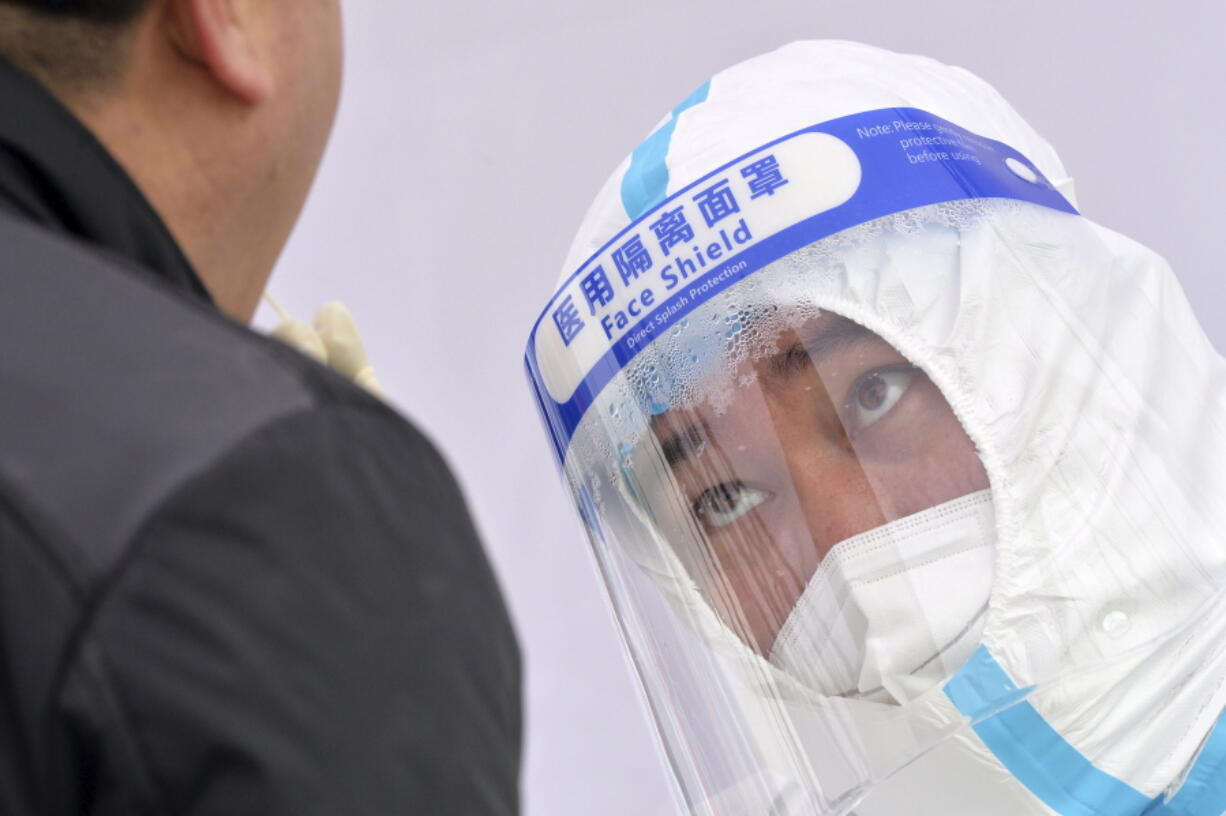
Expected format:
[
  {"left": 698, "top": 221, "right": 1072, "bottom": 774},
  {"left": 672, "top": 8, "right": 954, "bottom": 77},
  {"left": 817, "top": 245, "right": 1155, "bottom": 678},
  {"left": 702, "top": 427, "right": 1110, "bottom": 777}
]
[{"left": 266, "top": 296, "right": 385, "bottom": 398}]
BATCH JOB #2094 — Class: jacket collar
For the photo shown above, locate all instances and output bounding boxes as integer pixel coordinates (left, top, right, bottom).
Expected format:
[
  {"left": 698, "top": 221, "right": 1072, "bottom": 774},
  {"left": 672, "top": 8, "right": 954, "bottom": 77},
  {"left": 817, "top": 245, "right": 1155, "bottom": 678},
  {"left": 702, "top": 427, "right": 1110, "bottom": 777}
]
[{"left": 0, "top": 58, "right": 214, "bottom": 305}]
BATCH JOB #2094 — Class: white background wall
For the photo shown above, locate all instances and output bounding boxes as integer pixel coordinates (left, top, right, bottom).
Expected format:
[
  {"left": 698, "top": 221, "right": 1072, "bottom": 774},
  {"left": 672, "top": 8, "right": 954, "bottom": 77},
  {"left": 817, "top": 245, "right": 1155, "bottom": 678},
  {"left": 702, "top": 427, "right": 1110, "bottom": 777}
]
[{"left": 257, "top": 2, "right": 1224, "bottom": 813}]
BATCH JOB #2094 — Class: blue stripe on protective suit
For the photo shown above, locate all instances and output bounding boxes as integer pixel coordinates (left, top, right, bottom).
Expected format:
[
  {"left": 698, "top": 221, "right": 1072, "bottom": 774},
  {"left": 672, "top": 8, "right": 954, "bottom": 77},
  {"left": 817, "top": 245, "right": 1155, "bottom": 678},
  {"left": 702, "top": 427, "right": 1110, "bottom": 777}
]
[
  {"left": 946, "top": 646, "right": 1226, "bottom": 816},
  {"left": 944, "top": 647, "right": 1150, "bottom": 815},
  {"left": 619, "top": 80, "right": 711, "bottom": 220}
]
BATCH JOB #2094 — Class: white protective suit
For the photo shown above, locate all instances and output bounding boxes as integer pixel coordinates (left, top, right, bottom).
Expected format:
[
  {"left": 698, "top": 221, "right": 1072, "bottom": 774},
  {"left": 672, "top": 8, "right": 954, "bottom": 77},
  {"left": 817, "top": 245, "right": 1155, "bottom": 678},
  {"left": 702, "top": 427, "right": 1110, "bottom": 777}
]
[{"left": 524, "top": 41, "right": 1226, "bottom": 815}]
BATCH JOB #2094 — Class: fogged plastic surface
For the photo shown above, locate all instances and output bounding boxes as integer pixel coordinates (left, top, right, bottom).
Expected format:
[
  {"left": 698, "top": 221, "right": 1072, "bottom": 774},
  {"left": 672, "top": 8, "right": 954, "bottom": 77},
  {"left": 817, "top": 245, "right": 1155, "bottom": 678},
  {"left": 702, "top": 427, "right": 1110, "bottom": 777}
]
[{"left": 553, "top": 200, "right": 1226, "bottom": 814}]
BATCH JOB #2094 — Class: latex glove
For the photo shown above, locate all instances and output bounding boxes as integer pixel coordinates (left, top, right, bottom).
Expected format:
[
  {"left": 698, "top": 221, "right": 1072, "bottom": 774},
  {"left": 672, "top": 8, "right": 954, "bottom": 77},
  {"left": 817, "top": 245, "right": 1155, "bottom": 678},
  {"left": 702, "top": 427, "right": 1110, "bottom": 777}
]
[{"left": 266, "top": 295, "right": 385, "bottom": 398}]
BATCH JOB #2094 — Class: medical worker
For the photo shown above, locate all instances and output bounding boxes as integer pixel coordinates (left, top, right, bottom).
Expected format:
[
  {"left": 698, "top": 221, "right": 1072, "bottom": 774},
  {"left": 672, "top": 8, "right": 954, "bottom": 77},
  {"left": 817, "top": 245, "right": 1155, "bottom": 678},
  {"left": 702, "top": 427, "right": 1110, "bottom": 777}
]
[
  {"left": 526, "top": 41, "right": 1226, "bottom": 814},
  {"left": 0, "top": 2, "right": 520, "bottom": 814}
]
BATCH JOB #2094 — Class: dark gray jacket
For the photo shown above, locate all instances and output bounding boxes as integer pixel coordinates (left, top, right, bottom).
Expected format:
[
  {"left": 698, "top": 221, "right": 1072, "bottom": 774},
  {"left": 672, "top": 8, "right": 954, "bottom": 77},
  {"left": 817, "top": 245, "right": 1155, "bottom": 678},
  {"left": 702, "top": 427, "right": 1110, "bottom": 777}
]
[{"left": 0, "top": 60, "right": 521, "bottom": 815}]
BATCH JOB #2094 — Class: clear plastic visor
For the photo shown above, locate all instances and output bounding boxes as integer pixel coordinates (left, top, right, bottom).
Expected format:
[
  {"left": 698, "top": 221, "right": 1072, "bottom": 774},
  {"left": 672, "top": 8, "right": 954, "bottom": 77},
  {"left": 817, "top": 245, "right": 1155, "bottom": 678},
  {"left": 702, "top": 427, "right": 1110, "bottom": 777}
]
[{"left": 558, "top": 211, "right": 1008, "bottom": 814}]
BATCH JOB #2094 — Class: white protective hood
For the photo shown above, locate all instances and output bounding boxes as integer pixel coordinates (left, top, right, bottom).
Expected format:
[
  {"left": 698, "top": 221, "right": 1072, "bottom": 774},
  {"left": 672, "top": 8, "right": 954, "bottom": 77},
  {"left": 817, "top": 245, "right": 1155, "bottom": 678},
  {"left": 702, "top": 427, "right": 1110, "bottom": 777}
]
[
  {"left": 559, "top": 40, "right": 1077, "bottom": 285},
  {"left": 526, "top": 41, "right": 1226, "bottom": 815}
]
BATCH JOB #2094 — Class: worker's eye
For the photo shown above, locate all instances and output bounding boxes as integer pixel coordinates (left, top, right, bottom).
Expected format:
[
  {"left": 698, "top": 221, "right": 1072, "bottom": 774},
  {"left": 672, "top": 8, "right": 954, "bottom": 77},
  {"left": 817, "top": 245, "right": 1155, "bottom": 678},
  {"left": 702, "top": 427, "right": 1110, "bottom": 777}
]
[
  {"left": 841, "top": 365, "right": 918, "bottom": 437},
  {"left": 692, "top": 481, "right": 771, "bottom": 530}
]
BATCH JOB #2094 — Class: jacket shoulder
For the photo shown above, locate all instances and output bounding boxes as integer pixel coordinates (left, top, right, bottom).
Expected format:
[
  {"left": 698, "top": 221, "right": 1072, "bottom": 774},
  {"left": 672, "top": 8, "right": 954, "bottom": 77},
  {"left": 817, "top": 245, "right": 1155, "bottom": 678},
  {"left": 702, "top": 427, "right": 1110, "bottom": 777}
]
[{"left": 0, "top": 212, "right": 381, "bottom": 575}]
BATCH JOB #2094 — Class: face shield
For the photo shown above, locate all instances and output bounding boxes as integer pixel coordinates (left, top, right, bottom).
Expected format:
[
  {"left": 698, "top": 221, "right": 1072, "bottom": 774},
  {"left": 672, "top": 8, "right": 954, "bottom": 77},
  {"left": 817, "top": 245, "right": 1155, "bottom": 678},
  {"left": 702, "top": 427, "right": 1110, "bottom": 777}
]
[{"left": 526, "top": 44, "right": 1226, "bottom": 816}]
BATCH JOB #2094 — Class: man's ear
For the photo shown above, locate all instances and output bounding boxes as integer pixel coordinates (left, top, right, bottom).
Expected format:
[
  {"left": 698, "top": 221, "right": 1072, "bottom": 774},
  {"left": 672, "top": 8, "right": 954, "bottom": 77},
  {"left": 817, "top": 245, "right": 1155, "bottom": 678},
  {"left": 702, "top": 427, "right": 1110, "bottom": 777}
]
[{"left": 167, "top": 0, "right": 272, "bottom": 104}]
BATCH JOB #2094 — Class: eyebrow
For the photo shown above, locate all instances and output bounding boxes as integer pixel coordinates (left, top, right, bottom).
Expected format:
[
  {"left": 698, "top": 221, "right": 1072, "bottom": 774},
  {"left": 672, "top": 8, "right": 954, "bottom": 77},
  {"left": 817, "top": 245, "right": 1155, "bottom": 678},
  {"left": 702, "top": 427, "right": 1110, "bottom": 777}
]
[
  {"left": 765, "top": 318, "right": 873, "bottom": 383},
  {"left": 655, "top": 317, "right": 875, "bottom": 468},
  {"left": 659, "top": 418, "right": 709, "bottom": 467}
]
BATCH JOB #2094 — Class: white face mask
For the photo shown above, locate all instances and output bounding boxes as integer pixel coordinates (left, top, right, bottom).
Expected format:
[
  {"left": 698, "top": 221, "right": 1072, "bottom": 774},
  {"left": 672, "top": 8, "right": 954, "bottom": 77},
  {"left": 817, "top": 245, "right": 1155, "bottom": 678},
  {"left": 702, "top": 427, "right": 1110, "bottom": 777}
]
[{"left": 769, "top": 490, "right": 996, "bottom": 704}]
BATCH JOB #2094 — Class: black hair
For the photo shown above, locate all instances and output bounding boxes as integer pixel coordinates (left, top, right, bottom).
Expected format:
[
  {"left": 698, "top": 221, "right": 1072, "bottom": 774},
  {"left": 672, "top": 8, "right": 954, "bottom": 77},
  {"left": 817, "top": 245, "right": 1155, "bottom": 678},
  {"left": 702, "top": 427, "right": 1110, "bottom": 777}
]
[
  {"left": 0, "top": 0, "right": 150, "bottom": 24},
  {"left": 0, "top": 0, "right": 151, "bottom": 94}
]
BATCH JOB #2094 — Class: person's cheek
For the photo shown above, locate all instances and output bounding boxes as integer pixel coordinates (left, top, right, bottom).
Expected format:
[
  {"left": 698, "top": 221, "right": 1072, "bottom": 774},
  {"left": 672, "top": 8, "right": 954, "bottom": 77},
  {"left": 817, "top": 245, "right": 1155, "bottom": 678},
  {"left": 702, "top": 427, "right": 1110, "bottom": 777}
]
[{"left": 839, "top": 377, "right": 983, "bottom": 517}]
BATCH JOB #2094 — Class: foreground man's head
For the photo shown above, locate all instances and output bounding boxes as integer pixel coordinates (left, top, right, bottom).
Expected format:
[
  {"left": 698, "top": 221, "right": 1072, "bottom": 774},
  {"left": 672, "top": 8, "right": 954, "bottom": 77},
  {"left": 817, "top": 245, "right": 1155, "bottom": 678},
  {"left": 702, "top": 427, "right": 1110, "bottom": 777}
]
[{"left": 0, "top": 0, "right": 344, "bottom": 319}]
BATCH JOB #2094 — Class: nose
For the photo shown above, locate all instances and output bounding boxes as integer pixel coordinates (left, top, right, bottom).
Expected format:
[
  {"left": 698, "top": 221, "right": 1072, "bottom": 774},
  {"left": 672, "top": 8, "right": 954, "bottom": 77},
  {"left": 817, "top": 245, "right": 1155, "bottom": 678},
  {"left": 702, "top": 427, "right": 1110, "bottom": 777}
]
[
  {"left": 786, "top": 445, "right": 888, "bottom": 561},
  {"left": 735, "top": 438, "right": 886, "bottom": 656}
]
